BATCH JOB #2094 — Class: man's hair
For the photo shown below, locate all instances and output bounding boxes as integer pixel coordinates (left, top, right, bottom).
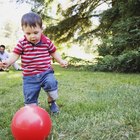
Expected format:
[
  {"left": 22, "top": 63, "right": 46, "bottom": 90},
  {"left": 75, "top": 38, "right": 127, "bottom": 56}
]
[
  {"left": 21, "top": 12, "right": 42, "bottom": 28},
  {"left": 0, "top": 45, "right": 5, "bottom": 49}
]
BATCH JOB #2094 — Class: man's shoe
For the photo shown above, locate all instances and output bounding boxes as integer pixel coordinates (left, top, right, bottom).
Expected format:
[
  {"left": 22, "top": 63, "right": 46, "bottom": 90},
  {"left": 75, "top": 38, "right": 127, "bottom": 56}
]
[{"left": 48, "top": 100, "right": 59, "bottom": 114}]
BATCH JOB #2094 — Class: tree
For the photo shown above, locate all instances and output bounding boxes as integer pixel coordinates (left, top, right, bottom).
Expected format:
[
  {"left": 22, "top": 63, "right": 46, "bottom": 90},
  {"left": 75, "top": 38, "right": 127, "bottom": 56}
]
[{"left": 96, "top": 0, "right": 140, "bottom": 72}]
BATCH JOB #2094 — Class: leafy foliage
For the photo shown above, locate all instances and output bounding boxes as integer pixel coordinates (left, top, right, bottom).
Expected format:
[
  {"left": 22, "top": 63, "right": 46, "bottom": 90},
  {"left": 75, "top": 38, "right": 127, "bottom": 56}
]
[
  {"left": 94, "top": 50, "right": 140, "bottom": 72},
  {"left": 43, "top": 0, "right": 103, "bottom": 43},
  {"left": 96, "top": 0, "right": 140, "bottom": 72}
]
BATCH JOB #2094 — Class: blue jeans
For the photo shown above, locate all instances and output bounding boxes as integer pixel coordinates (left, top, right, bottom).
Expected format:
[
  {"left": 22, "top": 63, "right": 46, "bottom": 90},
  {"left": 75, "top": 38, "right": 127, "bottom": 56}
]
[{"left": 23, "top": 69, "right": 58, "bottom": 104}]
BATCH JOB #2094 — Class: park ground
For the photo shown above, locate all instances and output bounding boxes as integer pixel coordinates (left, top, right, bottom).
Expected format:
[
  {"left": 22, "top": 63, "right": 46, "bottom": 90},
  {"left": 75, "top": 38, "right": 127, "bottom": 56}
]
[{"left": 0, "top": 65, "right": 140, "bottom": 140}]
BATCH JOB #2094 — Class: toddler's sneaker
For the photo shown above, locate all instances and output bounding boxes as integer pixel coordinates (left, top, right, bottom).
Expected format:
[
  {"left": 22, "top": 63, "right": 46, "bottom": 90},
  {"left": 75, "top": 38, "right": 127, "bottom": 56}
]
[{"left": 48, "top": 100, "right": 59, "bottom": 114}]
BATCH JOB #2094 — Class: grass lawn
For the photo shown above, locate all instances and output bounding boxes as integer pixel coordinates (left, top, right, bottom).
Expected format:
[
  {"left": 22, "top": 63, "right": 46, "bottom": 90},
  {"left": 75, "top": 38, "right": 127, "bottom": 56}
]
[{"left": 0, "top": 65, "right": 140, "bottom": 140}]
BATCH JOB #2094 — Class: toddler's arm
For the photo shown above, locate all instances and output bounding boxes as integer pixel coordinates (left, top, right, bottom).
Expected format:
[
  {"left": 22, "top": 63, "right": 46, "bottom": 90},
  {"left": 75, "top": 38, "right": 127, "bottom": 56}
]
[
  {"left": 51, "top": 51, "right": 68, "bottom": 67},
  {"left": 2, "top": 52, "right": 20, "bottom": 68}
]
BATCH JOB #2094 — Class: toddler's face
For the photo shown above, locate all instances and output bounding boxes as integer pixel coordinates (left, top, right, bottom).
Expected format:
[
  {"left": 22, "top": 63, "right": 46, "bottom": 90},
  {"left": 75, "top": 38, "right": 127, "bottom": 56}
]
[{"left": 22, "top": 24, "right": 43, "bottom": 45}]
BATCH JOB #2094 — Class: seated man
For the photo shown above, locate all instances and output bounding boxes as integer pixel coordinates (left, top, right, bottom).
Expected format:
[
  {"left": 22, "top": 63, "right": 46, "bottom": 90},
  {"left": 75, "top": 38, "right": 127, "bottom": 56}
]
[{"left": 0, "top": 45, "right": 22, "bottom": 71}]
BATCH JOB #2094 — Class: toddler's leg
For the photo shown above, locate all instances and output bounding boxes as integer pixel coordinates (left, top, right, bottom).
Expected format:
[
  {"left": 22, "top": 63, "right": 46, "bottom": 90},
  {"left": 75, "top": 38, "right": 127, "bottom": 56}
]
[
  {"left": 23, "top": 75, "right": 41, "bottom": 105},
  {"left": 47, "top": 90, "right": 59, "bottom": 114},
  {"left": 48, "top": 90, "right": 58, "bottom": 102},
  {"left": 41, "top": 69, "right": 59, "bottom": 114}
]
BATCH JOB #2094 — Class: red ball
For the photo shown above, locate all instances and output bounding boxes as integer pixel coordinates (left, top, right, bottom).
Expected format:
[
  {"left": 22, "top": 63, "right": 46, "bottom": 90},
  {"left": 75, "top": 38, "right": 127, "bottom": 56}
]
[{"left": 11, "top": 105, "right": 52, "bottom": 140}]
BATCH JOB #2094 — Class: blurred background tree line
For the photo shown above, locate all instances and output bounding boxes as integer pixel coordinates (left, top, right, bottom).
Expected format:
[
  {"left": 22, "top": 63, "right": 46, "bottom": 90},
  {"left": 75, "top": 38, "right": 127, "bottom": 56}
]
[{"left": 6, "top": 0, "right": 140, "bottom": 72}]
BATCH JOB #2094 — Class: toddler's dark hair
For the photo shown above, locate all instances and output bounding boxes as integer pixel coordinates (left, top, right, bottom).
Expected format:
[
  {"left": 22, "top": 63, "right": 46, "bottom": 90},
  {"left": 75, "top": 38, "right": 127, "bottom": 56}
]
[{"left": 21, "top": 12, "right": 42, "bottom": 28}]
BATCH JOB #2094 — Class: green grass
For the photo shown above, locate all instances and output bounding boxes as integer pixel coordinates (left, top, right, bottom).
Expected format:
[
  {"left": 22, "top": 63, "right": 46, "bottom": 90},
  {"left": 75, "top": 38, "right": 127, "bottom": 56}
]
[{"left": 0, "top": 65, "right": 140, "bottom": 140}]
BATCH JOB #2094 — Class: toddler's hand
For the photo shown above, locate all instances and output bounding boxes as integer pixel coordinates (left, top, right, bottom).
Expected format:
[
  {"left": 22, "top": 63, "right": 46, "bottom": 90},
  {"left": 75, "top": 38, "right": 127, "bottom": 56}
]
[{"left": 60, "top": 60, "right": 68, "bottom": 68}]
